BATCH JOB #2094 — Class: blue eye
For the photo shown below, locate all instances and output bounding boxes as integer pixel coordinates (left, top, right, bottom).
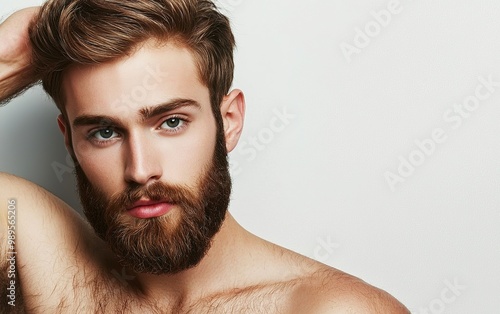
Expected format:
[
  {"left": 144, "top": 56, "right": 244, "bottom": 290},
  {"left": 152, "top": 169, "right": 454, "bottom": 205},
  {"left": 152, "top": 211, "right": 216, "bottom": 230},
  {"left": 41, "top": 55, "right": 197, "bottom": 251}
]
[
  {"left": 160, "top": 117, "right": 185, "bottom": 130},
  {"left": 92, "top": 128, "right": 118, "bottom": 141}
]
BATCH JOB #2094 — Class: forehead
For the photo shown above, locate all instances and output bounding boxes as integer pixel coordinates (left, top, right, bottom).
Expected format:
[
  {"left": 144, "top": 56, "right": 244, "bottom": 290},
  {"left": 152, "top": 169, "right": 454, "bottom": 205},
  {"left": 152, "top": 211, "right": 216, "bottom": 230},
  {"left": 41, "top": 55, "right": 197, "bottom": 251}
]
[{"left": 62, "top": 41, "right": 209, "bottom": 120}]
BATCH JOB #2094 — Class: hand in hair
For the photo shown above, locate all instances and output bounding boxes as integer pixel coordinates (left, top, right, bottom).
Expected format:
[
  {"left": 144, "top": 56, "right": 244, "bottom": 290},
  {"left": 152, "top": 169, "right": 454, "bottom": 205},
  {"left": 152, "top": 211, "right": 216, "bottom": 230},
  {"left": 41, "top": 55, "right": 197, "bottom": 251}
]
[{"left": 0, "top": 7, "right": 40, "bottom": 105}]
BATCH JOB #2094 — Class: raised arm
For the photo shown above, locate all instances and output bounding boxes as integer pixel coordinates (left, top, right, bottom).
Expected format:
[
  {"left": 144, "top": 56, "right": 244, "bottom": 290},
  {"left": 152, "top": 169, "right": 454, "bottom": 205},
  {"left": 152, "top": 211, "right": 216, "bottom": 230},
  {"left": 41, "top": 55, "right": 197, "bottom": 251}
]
[
  {"left": 0, "top": 172, "right": 121, "bottom": 312},
  {"left": 0, "top": 7, "right": 40, "bottom": 104}
]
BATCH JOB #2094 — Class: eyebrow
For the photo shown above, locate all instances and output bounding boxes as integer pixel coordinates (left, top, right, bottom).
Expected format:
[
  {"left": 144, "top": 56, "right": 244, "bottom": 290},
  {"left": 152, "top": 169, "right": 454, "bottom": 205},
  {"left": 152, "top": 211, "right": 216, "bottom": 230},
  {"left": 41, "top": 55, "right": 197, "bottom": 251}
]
[
  {"left": 72, "top": 98, "right": 201, "bottom": 128},
  {"left": 139, "top": 98, "right": 201, "bottom": 121}
]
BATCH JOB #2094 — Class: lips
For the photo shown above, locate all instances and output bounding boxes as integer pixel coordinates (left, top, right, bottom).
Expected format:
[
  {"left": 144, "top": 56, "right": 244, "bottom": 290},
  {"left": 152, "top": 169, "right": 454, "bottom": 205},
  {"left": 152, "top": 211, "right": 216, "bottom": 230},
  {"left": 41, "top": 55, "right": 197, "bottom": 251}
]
[{"left": 127, "top": 200, "right": 173, "bottom": 219}]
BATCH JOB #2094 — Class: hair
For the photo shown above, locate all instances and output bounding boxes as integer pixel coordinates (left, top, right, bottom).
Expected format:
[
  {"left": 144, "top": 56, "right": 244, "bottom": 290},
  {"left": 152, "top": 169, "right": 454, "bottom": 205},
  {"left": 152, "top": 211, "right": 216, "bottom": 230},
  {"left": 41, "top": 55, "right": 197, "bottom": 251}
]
[{"left": 28, "top": 0, "right": 235, "bottom": 120}]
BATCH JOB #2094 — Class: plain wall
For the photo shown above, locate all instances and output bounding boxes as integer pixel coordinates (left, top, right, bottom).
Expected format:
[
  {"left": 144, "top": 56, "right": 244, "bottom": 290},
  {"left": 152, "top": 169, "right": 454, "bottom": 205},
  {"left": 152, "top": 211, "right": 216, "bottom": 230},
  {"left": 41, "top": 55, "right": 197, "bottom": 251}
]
[{"left": 1, "top": 1, "right": 499, "bottom": 313}]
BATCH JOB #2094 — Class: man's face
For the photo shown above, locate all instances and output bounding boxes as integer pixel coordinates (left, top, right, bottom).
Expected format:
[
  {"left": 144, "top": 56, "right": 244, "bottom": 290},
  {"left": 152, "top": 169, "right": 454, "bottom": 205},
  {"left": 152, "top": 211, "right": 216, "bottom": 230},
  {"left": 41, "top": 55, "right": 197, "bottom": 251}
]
[{"left": 60, "top": 42, "right": 231, "bottom": 274}]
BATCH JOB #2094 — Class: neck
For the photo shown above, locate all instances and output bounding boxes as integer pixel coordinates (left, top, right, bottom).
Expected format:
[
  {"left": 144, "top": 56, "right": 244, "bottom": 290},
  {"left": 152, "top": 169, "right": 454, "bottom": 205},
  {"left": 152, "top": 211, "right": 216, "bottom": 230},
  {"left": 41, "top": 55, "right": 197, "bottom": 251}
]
[{"left": 132, "top": 213, "right": 259, "bottom": 304}]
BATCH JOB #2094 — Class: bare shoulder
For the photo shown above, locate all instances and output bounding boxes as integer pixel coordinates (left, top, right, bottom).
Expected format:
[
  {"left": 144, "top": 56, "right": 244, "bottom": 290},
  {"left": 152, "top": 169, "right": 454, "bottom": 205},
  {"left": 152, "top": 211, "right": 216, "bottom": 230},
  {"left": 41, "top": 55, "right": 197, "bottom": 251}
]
[
  {"left": 290, "top": 266, "right": 409, "bottom": 314},
  {"left": 255, "top": 241, "right": 409, "bottom": 313}
]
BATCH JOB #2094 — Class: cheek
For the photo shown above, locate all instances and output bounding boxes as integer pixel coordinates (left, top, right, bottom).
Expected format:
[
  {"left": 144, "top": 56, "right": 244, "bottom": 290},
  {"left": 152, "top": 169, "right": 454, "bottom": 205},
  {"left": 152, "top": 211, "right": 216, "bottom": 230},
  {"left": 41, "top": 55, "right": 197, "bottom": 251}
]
[
  {"left": 75, "top": 149, "right": 123, "bottom": 194},
  {"left": 162, "top": 113, "right": 217, "bottom": 183},
  {"left": 162, "top": 130, "right": 216, "bottom": 184}
]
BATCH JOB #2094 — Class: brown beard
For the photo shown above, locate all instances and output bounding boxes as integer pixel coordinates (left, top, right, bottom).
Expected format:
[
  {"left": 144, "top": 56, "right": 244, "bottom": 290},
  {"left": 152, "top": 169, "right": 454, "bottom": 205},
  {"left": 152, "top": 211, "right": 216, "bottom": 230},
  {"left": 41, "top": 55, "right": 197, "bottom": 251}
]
[{"left": 74, "top": 129, "right": 231, "bottom": 275}]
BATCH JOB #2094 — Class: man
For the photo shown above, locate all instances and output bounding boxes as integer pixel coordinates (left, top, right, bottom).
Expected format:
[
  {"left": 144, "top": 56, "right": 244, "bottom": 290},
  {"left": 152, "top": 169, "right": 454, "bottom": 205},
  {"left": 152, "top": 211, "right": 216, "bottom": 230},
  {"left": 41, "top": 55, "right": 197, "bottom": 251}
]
[{"left": 0, "top": 1, "right": 409, "bottom": 312}]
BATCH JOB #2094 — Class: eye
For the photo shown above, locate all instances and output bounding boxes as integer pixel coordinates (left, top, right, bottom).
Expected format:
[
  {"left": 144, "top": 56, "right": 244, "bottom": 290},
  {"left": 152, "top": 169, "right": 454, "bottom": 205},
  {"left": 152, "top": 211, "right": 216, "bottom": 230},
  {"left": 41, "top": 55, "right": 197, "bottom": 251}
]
[
  {"left": 90, "top": 128, "right": 119, "bottom": 141},
  {"left": 160, "top": 117, "right": 186, "bottom": 131}
]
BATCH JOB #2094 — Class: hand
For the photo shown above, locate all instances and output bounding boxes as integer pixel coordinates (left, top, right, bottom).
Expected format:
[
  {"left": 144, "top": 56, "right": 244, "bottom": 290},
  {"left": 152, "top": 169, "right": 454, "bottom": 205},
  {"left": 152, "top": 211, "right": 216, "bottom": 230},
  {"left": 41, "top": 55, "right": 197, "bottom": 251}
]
[
  {"left": 0, "top": 7, "right": 40, "bottom": 104},
  {"left": 0, "top": 7, "right": 39, "bottom": 72}
]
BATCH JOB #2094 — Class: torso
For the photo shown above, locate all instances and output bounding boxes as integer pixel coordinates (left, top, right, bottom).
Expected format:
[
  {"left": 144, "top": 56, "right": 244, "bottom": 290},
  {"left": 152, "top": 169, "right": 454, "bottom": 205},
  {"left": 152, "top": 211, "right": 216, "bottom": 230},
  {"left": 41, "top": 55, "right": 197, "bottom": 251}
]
[{"left": 49, "top": 264, "right": 326, "bottom": 313}]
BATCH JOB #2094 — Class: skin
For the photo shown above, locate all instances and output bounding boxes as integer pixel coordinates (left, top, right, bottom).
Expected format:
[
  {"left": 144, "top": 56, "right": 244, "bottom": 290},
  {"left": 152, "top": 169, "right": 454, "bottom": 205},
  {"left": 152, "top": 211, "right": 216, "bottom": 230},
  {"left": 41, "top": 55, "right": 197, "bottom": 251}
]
[
  {"left": 61, "top": 43, "right": 219, "bottom": 199},
  {"left": 0, "top": 8, "right": 410, "bottom": 313},
  {"left": 0, "top": 7, "right": 36, "bottom": 77},
  {"left": 0, "top": 7, "right": 39, "bottom": 103}
]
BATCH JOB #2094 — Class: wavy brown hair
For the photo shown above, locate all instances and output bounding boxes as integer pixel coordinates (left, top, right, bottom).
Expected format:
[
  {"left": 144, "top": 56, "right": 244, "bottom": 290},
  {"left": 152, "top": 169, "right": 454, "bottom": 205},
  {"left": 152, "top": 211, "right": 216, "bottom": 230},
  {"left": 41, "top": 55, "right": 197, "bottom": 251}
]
[{"left": 29, "top": 0, "right": 235, "bottom": 118}]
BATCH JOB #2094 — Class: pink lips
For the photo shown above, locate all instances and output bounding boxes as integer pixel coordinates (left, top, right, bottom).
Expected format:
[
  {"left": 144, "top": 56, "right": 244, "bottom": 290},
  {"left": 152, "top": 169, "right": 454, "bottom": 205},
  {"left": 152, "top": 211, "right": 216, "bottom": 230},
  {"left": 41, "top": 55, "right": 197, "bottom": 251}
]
[{"left": 127, "top": 200, "right": 173, "bottom": 219}]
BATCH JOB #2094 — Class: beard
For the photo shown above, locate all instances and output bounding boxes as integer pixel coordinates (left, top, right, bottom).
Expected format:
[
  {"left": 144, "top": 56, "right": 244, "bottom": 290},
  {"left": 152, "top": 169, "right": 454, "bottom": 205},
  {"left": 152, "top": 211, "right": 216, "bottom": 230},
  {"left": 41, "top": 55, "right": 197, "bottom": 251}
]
[{"left": 74, "top": 128, "right": 231, "bottom": 275}]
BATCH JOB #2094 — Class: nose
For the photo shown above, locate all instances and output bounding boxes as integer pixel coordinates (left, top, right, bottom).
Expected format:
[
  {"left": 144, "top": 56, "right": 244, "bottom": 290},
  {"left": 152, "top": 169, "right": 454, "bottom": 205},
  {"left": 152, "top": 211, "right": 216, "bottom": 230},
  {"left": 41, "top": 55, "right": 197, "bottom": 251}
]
[{"left": 124, "top": 132, "right": 163, "bottom": 185}]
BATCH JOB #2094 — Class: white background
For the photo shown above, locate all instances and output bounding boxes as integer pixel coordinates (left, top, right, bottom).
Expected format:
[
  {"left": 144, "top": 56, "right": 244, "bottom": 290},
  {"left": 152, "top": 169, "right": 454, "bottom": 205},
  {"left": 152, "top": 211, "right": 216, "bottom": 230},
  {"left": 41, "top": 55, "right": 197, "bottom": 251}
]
[{"left": 1, "top": 1, "right": 499, "bottom": 313}]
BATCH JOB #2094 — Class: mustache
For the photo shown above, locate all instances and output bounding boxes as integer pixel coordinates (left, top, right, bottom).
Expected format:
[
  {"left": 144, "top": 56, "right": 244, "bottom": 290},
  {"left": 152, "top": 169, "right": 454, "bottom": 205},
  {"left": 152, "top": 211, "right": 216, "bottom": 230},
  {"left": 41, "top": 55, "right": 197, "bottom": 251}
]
[{"left": 107, "top": 180, "right": 200, "bottom": 214}]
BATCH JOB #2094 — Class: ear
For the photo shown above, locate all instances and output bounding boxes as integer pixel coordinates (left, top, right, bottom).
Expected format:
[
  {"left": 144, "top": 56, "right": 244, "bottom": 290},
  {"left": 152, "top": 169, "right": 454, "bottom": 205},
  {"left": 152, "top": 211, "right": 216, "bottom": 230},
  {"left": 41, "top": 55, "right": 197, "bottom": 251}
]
[
  {"left": 220, "top": 89, "right": 245, "bottom": 153},
  {"left": 57, "top": 114, "right": 73, "bottom": 155}
]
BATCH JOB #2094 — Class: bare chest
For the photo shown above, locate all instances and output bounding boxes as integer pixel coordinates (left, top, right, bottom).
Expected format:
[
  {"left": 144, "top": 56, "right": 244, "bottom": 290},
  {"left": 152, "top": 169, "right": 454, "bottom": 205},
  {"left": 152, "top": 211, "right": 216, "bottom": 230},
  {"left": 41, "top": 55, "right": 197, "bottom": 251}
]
[{"left": 80, "top": 281, "right": 295, "bottom": 314}]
